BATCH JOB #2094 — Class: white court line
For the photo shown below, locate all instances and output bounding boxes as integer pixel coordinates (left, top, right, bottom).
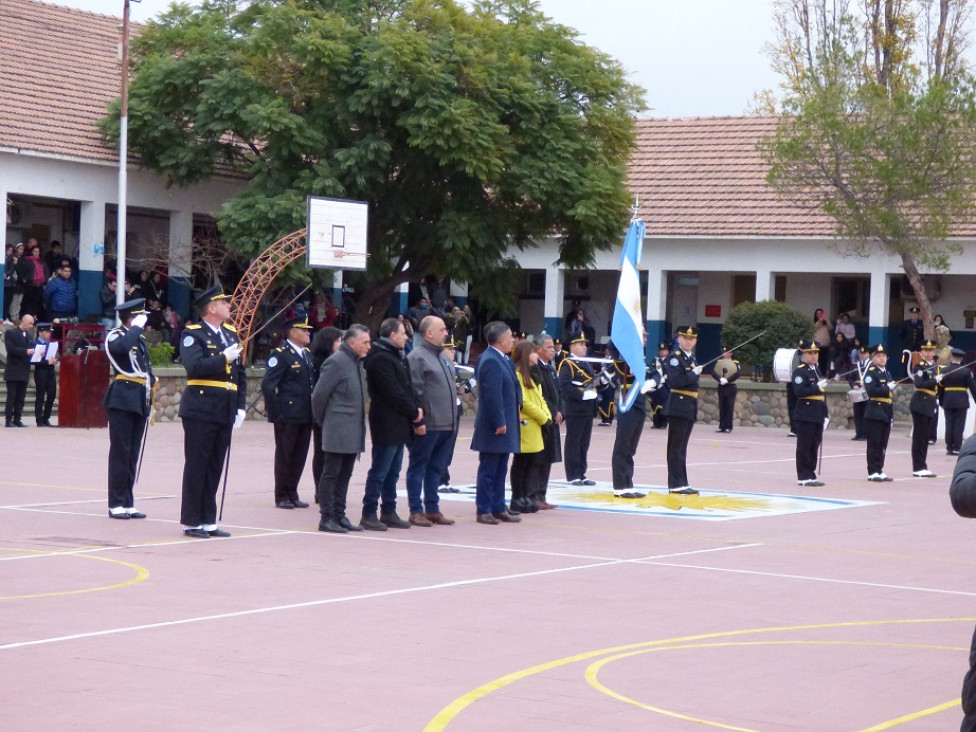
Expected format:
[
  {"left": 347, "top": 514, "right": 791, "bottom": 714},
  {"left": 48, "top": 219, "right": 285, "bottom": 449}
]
[
  {"left": 0, "top": 545, "right": 758, "bottom": 652},
  {"left": 0, "top": 495, "right": 174, "bottom": 510},
  {"left": 640, "top": 559, "right": 976, "bottom": 598}
]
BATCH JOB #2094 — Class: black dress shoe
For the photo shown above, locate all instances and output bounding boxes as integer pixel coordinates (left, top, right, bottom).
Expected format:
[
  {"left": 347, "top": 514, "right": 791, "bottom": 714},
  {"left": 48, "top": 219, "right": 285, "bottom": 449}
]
[
  {"left": 128, "top": 511, "right": 147, "bottom": 519},
  {"left": 492, "top": 511, "right": 522, "bottom": 523},
  {"left": 276, "top": 500, "right": 295, "bottom": 509},
  {"left": 337, "top": 516, "right": 363, "bottom": 532},
  {"left": 380, "top": 512, "right": 411, "bottom": 529},
  {"left": 318, "top": 519, "right": 348, "bottom": 533},
  {"left": 291, "top": 498, "right": 309, "bottom": 508},
  {"left": 208, "top": 528, "right": 231, "bottom": 537},
  {"left": 108, "top": 511, "right": 130, "bottom": 520},
  {"left": 184, "top": 528, "right": 210, "bottom": 538},
  {"left": 4, "top": 421, "right": 11, "bottom": 428},
  {"left": 580, "top": 477, "right": 596, "bottom": 486},
  {"left": 13, "top": 422, "right": 26, "bottom": 428}
]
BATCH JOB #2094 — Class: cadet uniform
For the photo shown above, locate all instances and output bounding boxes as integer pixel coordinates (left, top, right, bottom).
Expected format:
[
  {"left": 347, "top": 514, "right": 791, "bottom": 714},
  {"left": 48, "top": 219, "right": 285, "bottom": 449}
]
[
  {"left": 32, "top": 323, "right": 58, "bottom": 426},
  {"left": 909, "top": 341, "right": 939, "bottom": 477},
  {"left": 558, "top": 338, "right": 598, "bottom": 485},
  {"left": 662, "top": 327, "right": 701, "bottom": 494},
  {"left": 863, "top": 344, "right": 895, "bottom": 481},
  {"left": 104, "top": 299, "right": 154, "bottom": 519},
  {"left": 940, "top": 348, "right": 976, "bottom": 455},
  {"left": 900, "top": 306, "right": 925, "bottom": 355},
  {"left": 848, "top": 348, "right": 869, "bottom": 441},
  {"left": 710, "top": 349, "right": 740, "bottom": 433},
  {"left": 649, "top": 343, "right": 670, "bottom": 429},
  {"left": 179, "top": 286, "right": 247, "bottom": 537},
  {"left": 791, "top": 339, "right": 827, "bottom": 486},
  {"left": 610, "top": 351, "right": 662, "bottom": 497},
  {"left": 261, "top": 316, "right": 315, "bottom": 508}
]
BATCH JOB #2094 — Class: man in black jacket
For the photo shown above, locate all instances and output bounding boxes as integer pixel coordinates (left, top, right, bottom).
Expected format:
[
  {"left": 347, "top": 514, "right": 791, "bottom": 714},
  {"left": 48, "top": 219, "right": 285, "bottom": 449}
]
[
  {"left": 361, "top": 317, "right": 422, "bottom": 530},
  {"left": 531, "top": 333, "right": 563, "bottom": 509},
  {"left": 4, "top": 313, "right": 35, "bottom": 427},
  {"left": 261, "top": 315, "right": 315, "bottom": 509},
  {"left": 949, "top": 435, "right": 976, "bottom": 730}
]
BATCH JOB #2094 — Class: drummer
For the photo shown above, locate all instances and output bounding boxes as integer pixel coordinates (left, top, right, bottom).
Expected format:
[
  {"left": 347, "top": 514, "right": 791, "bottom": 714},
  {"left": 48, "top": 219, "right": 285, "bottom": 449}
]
[
  {"left": 791, "top": 339, "right": 827, "bottom": 486},
  {"left": 909, "top": 340, "right": 939, "bottom": 478},
  {"left": 863, "top": 344, "right": 895, "bottom": 482}
]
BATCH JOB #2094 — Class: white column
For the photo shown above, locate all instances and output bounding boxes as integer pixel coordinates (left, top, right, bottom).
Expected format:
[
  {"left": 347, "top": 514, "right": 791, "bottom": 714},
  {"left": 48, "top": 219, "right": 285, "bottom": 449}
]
[
  {"left": 868, "top": 269, "right": 890, "bottom": 346},
  {"left": 168, "top": 209, "right": 194, "bottom": 317},
  {"left": 77, "top": 199, "right": 106, "bottom": 319},
  {"left": 755, "top": 270, "right": 775, "bottom": 302},
  {"left": 544, "top": 266, "right": 565, "bottom": 337},
  {"left": 645, "top": 268, "right": 668, "bottom": 349}
]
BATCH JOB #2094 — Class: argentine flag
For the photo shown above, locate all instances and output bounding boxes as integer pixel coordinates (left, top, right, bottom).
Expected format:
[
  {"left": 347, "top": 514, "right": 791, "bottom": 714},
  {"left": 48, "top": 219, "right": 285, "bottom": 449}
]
[{"left": 610, "top": 219, "right": 647, "bottom": 413}]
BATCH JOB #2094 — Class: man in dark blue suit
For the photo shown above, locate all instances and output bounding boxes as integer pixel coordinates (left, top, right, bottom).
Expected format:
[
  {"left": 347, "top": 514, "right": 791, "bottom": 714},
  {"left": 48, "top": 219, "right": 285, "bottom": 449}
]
[{"left": 470, "top": 321, "right": 522, "bottom": 524}]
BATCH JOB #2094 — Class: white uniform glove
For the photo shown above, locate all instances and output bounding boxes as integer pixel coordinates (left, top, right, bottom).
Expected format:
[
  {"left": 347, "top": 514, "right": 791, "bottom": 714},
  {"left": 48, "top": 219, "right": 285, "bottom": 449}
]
[
  {"left": 888, "top": 382, "right": 897, "bottom": 392},
  {"left": 581, "top": 389, "right": 598, "bottom": 401},
  {"left": 467, "top": 377, "right": 476, "bottom": 389},
  {"left": 130, "top": 313, "right": 148, "bottom": 329},
  {"left": 223, "top": 343, "right": 243, "bottom": 363},
  {"left": 640, "top": 380, "right": 656, "bottom": 394},
  {"left": 935, "top": 374, "right": 944, "bottom": 383},
  {"left": 692, "top": 365, "right": 704, "bottom": 375},
  {"left": 823, "top": 417, "right": 830, "bottom": 430},
  {"left": 719, "top": 377, "right": 728, "bottom": 385},
  {"left": 233, "top": 409, "right": 246, "bottom": 430},
  {"left": 817, "top": 379, "right": 828, "bottom": 389}
]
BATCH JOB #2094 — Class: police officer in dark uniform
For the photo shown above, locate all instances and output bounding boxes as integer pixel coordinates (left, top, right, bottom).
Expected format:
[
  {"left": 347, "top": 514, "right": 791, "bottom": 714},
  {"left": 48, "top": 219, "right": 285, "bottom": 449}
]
[
  {"left": 909, "top": 340, "right": 939, "bottom": 478},
  {"left": 104, "top": 299, "right": 154, "bottom": 519},
  {"left": 261, "top": 315, "right": 315, "bottom": 509},
  {"left": 608, "top": 339, "right": 662, "bottom": 498},
  {"left": 939, "top": 347, "right": 976, "bottom": 455},
  {"left": 791, "top": 339, "right": 827, "bottom": 487},
  {"left": 900, "top": 306, "right": 925, "bottom": 354},
  {"left": 650, "top": 342, "right": 670, "bottom": 429},
  {"left": 558, "top": 335, "right": 598, "bottom": 485},
  {"left": 663, "top": 326, "right": 702, "bottom": 494},
  {"left": 863, "top": 344, "right": 895, "bottom": 481},
  {"left": 32, "top": 322, "right": 58, "bottom": 426},
  {"left": 848, "top": 346, "right": 870, "bottom": 441},
  {"left": 710, "top": 346, "right": 740, "bottom": 433},
  {"left": 178, "top": 285, "right": 247, "bottom": 538}
]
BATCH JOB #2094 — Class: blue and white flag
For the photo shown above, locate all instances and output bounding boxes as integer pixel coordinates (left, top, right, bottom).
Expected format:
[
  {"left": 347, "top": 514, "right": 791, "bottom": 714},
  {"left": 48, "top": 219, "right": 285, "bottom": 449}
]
[{"left": 610, "top": 219, "right": 646, "bottom": 413}]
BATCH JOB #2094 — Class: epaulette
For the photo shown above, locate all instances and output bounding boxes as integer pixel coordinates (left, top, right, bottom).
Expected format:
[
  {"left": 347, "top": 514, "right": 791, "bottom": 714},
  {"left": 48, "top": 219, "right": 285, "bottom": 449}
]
[
  {"left": 224, "top": 324, "right": 237, "bottom": 332},
  {"left": 273, "top": 346, "right": 285, "bottom": 353},
  {"left": 186, "top": 324, "right": 202, "bottom": 330}
]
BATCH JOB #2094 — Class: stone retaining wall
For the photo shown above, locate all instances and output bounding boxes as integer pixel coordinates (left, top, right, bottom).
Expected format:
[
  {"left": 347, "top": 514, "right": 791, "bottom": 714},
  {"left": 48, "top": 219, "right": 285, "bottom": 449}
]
[{"left": 152, "top": 367, "right": 266, "bottom": 422}]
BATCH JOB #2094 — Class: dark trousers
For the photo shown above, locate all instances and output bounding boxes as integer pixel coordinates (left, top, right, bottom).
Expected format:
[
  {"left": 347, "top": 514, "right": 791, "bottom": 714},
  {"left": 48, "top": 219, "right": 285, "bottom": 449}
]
[
  {"left": 929, "top": 408, "right": 939, "bottom": 442},
  {"left": 312, "top": 423, "right": 325, "bottom": 489},
  {"left": 532, "top": 459, "right": 553, "bottom": 502},
  {"left": 108, "top": 409, "right": 146, "bottom": 509},
  {"left": 612, "top": 405, "right": 645, "bottom": 488},
  {"left": 33, "top": 368, "right": 56, "bottom": 423},
  {"left": 852, "top": 400, "right": 866, "bottom": 438},
  {"left": 962, "top": 623, "right": 976, "bottom": 730},
  {"left": 475, "top": 452, "right": 510, "bottom": 514},
  {"left": 910, "top": 411, "right": 933, "bottom": 471},
  {"left": 510, "top": 450, "right": 546, "bottom": 503},
  {"left": 273, "top": 422, "right": 312, "bottom": 502},
  {"left": 716, "top": 384, "right": 736, "bottom": 431},
  {"left": 793, "top": 420, "right": 822, "bottom": 480},
  {"left": 864, "top": 419, "right": 891, "bottom": 475},
  {"left": 180, "top": 418, "right": 232, "bottom": 528},
  {"left": 666, "top": 416, "right": 695, "bottom": 488},
  {"left": 4, "top": 379, "right": 27, "bottom": 423},
  {"left": 786, "top": 383, "right": 797, "bottom": 432},
  {"left": 564, "top": 415, "right": 593, "bottom": 480},
  {"left": 946, "top": 408, "right": 969, "bottom": 453},
  {"left": 317, "top": 451, "right": 357, "bottom": 521}
]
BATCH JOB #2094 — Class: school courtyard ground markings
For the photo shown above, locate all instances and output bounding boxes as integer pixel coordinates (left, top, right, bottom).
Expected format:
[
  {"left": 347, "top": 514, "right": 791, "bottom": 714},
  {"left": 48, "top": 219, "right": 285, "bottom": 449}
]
[{"left": 1, "top": 419, "right": 974, "bottom": 730}]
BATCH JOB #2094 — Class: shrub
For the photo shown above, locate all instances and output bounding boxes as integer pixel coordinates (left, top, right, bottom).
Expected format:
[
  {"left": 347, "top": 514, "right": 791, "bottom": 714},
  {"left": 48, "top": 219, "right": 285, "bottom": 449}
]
[
  {"left": 147, "top": 342, "right": 175, "bottom": 367},
  {"left": 721, "top": 301, "right": 811, "bottom": 380}
]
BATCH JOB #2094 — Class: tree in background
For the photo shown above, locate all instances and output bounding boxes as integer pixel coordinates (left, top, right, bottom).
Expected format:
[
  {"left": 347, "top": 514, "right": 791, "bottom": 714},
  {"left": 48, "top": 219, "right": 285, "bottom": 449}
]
[
  {"left": 760, "top": 0, "right": 976, "bottom": 339},
  {"left": 721, "top": 300, "right": 811, "bottom": 380},
  {"left": 101, "top": 0, "right": 644, "bottom": 327}
]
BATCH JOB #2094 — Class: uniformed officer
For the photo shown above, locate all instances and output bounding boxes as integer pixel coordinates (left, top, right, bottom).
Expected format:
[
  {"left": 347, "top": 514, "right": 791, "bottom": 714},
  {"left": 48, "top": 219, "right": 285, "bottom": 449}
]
[
  {"left": 178, "top": 285, "right": 247, "bottom": 538},
  {"left": 558, "top": 335, "right": 598, "bottom": 485},
  {"left": 909, "top": 340, "right": 939, "bottom": 478},
  {"left": 900, "top": 306, "right": 925, "bottom": 354},
  {"left": 710, "top": 346, "right": 740, "bottom": 433},
  {"left": 939, "top": 347, "right": 976, "bottom": 455},
  {"left": 32, "top": 322, "right": 58, "bottom": 426},
  {"left": 103, "top": 298, "right": 154, "bottom": 519},
  {"left": 662, "top": 326, "right": 702, "bottom": 494},
  {"left": 848, "top": 346, "right": 870, "bottom": 441},
  {"left": 261, "top": 315, "right": 315, "bottom": 509},
  {"left": 863, "top": 344, "right": 895, "bottom": 482},
  {"left": 650, "top": 342, "right": 670, "bottom": 429},
  {"left": 608, "top": 339, "right": 662, "bottom": 498},
  {"left": 791, "top": 339, "right": 827, "bottom": 487}
]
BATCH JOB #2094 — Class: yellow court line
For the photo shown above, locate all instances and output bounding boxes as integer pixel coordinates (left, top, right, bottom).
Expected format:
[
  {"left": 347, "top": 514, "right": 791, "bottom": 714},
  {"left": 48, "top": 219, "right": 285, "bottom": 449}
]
[
  {"left": 423, "top": 618, "right": 975, "bottom": 731},
  {"left": 584, "top": 642, "right": 964, "bottom": 731},
  {"left": 0, "top": 554, "right": 149, "bottom": 601}
]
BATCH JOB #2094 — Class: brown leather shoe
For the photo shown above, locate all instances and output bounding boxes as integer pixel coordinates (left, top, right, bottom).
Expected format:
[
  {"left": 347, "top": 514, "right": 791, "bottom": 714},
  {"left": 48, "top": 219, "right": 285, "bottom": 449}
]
[
  {"left": 426, "top": 512, "right": 455, "bottom": 525},
  {"left": 476, "top": 513, "right": 500, "bottom": 525},
  {"left": 537, "top": 500, "right": 558, "bottom": 510},
  {"left": 492, "top": 511, "right": 522, "bottom": 523},
  {"left": 409, "top": 512, "right": 433, "bottom": 527}
]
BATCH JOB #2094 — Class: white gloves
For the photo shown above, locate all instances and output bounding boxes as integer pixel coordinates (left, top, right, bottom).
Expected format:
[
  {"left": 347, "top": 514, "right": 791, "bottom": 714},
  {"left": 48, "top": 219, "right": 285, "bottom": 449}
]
[
  {"left": 817, "top": 379, "right": 828, "bottom": 389},
  {"left": 824, "top": 417, "right": 830, "bottom": 429},
  {"left": 719, "top": 377, "right": 728, "bottom": 385},
  {"left": 640, "top": 380, "right": 656, "bottom": 394},
  {"left": 888, "top": 382, "right": 897, "bottom": 392},
  {"left": 233, "top": 409, "right": 246, "bottom": 430},
  {"left": 581, "top": 390, "right": 598, "bottom": 401},
  {"left": 935, "top": 374, "right": 944, "bottom": 384},
  {"left": 692, "top": 365, "right": 704, "bottom": 375},
  {"left": 467, "top": 377, "right": 476, "bottom": 389},
  {"left": 130, "top": 313, "right": 148, "bottom": 329},
  {"left": 223, "top": 343, "right": 243, "bottom": 363}
]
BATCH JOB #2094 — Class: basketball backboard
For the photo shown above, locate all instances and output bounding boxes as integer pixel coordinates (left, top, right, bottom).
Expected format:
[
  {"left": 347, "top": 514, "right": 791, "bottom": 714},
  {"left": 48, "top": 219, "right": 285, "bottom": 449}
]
[{"left": 306, "top": 196, "right": 369, "bottom": 271}]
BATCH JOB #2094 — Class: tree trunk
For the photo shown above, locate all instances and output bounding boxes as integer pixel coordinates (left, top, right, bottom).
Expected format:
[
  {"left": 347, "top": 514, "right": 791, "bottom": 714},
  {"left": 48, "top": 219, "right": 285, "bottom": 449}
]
[
  {"left": 898, "top": 249, "right": 934, "bottom": 341},
  {"left": 351, "top": 278, "right": 400, "bottom": 332}
]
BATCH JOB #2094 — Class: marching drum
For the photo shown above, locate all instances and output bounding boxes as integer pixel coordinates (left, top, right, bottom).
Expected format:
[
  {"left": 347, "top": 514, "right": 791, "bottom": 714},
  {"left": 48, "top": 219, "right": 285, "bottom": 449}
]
[
  {"left": 773, "top": 347, "right": 800, "bottom": 383},
  {"left": 847, "top": 389, "right": 868, "bottom": 403}
]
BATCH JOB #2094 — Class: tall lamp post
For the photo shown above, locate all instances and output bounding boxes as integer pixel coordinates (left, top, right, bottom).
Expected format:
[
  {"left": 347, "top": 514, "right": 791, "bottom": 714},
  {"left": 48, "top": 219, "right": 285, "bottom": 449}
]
[{"left": 116, "top": 0, "right": 141, "bottom": 309}]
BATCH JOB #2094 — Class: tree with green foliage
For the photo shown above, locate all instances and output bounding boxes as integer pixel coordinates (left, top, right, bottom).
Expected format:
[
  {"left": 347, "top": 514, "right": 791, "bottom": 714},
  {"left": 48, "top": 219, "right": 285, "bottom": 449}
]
[
  {"left": 760, "top": 0, "right": 976, "bottom": 340},
  {"left": 102, "top": 0, "right": 644, "bottom": 327},
  {"left": 721, "top": 300, "right": 811, "bottom": 379}
]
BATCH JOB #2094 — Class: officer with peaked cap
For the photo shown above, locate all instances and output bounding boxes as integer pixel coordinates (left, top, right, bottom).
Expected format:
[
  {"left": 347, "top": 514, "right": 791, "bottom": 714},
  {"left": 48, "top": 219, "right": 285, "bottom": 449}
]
[
  {"left": 863, "top": 344, "right": 895, "bottom": 481},
  {"left": 104, "top": 298, "right": 154, "bottom": 519},
  {"left": 178, "top": 285, "right": 247, "bottom": 538},
  {"left": 650, "top": 342, "right": 671, "bottom": 429},
  {"left": 792, "top": 339, "right": 827, "bottom": 487},
  {"left": 909, "top": 340, "right": 939, "bottom": 477},
  {"left": 558, "top": 335, "right": 598, "bottom": 485},
  {"left": 32, "top": 322, "right": 58, "bottom": 427},
  {"left": 900, "top": 306, "right": 924, "bottom": 355},
  {"left": 710, "top": 345, "right": 740, "bottom": 433},
  {"left": 261, "top": 315, "right": 315, "bottom": 509},
  {"left": 939, "top": 347, "right": 976, "bottom": 455},
  {"left": 662, "top": 326, "right": 702, "bottom": 494}
]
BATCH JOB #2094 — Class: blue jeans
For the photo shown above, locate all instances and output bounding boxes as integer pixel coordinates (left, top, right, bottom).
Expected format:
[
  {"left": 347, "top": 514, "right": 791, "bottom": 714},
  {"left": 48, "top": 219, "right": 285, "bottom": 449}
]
[
  {"left": 406, "top": 430, "right": 455, "bottom": 514},
  {"left": 362, "top": 442, "right": 404, "bottom": 515}
]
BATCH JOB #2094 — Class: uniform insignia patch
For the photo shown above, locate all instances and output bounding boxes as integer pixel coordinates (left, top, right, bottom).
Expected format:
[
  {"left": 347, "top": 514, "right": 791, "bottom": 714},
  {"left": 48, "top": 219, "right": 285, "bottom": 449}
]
[
  {"left": 794, "top": 376, "right": 802, "bottom": 384},
  {"left": 267, "top": 356, "right": 278, "bottom": 368},
  {"left": 865, "top": 376, "right": 873, "bottom": 383},
  {"left": 670, "top": 358, "right": 679, "bottom": 366},
  {"left": 107, "top": 331, "right": 121, "bottom": 341},
  {"left": 183, "top": 336, "right": 194, "bottom": 348}
]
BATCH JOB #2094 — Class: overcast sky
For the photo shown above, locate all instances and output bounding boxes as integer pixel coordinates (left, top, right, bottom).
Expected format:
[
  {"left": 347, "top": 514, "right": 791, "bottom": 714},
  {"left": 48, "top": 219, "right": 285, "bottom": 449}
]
[{"left": 52, "top": 0, "right": 780, "bottom": 117}]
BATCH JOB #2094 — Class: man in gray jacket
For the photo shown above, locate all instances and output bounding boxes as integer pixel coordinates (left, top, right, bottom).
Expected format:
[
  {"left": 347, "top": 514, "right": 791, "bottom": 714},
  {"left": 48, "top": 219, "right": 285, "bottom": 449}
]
[
  {"left": 312, "top": 324, "right": 371, "bottom": 534},
  {"left": 405, "top": 315, "right": 459, "bottom": 526}
]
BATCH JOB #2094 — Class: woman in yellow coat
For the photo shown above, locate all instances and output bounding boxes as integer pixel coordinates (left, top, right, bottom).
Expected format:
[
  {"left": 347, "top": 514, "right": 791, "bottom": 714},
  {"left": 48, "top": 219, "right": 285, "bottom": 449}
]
[{"left": 509, "top": 341, "right": 552, "bottom": 514}]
